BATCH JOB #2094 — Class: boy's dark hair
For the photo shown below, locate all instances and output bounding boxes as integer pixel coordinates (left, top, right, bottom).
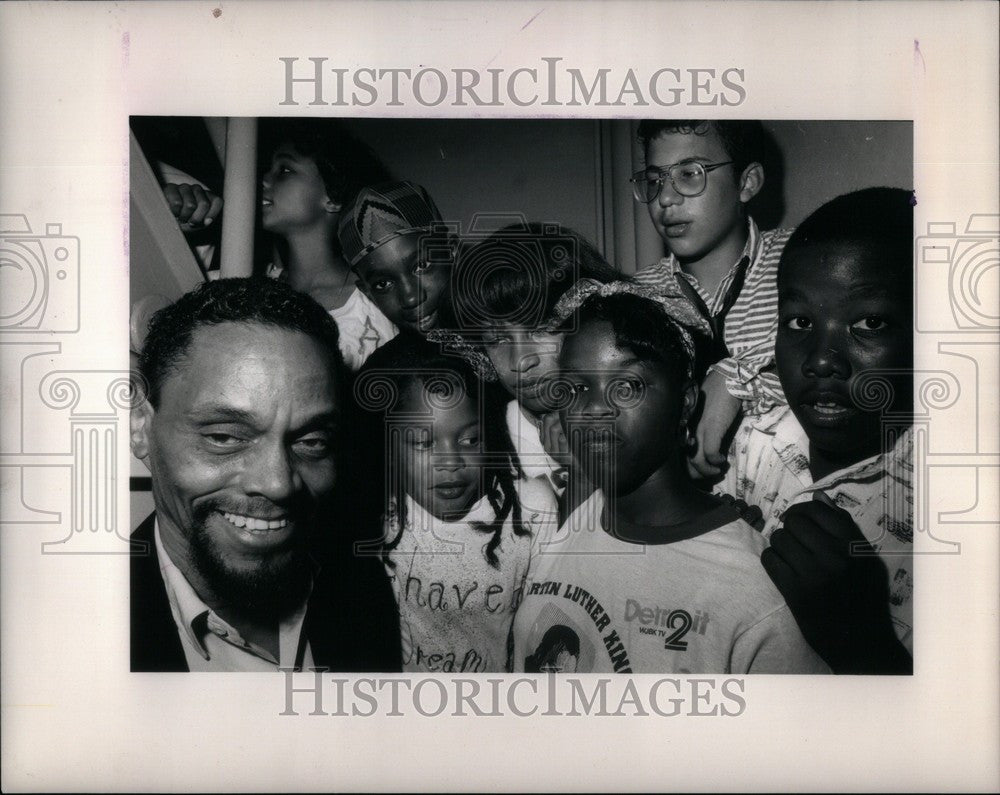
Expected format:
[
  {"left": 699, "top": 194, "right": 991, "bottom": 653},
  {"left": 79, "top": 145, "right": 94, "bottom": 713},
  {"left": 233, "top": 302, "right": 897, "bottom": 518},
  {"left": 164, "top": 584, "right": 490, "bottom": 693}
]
[
  {"left": 259, "top": 118, "right": 392, "bottom": 208},
  {"left": 353, "top": 335, "right": 529, "bottom": 569},
  {"left": 782, "top": 187, "right": 914, "bottom": 278},
  {"left": 138, "top": 277, "right": 344, "bottom": 408},
  {"left": 449, "top": 223, "right": 623, "bottom": 332},
  {"left": 569, "top": 292, "right": 699, "bottom": 387},
  {"left": 637, "top": 120, "right": 766, "bottom": 183}
]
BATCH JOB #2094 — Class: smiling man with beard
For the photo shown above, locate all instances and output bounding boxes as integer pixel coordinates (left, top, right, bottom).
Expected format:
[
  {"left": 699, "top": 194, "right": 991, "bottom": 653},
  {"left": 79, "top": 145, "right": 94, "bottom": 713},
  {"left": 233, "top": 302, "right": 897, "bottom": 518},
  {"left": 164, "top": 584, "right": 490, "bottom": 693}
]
[{"left": 130, "top": 277, "right": 399, "bottom": 672}]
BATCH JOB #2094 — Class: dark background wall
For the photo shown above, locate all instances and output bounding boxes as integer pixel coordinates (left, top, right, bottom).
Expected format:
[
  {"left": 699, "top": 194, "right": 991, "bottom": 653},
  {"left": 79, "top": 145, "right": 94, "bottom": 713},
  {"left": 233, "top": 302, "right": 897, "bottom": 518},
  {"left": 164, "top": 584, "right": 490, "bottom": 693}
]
[{"left": 339, "top": 118, "right": 913, "bottom": 271}]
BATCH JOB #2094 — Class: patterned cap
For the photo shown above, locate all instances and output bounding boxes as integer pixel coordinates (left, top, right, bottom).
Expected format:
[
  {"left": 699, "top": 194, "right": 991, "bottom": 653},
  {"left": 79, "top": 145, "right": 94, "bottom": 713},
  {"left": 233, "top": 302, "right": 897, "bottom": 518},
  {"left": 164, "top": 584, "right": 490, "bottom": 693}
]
[{"left": 338, "top": 181, "right": 443, "bottom": 267}]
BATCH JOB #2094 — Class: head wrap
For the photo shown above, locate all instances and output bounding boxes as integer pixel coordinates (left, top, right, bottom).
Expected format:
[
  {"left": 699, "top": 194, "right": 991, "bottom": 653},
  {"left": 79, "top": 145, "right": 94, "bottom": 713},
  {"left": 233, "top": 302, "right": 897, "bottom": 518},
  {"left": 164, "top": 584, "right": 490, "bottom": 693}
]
[
  {"left": 338, "top": 181, "right": 444, "bottom": 268},
  {"left": 546, "top": 278, "right": 712, "bottom": 379},
  {"left": 426, "top": 328, "right": 500, "bottom": 382}
]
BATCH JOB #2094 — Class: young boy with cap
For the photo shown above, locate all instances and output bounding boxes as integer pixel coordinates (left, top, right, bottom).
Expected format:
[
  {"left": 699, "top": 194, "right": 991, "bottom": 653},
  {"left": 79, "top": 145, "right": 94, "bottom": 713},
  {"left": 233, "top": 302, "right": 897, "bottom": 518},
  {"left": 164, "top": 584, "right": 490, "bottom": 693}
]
[{"left": 338, "top": 181, "right": 453, "bottom": 336}]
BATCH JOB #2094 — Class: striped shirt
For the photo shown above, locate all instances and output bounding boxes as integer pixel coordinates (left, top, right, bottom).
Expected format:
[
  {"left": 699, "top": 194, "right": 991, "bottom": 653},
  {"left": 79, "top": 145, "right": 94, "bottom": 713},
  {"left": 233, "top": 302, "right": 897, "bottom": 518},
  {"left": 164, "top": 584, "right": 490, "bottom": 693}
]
[
  {"left": 717, "top": 406, "right": 914, "bottom": 654},
  {"left": 634, "top": 217, "right": 792, "bottom": 415}
]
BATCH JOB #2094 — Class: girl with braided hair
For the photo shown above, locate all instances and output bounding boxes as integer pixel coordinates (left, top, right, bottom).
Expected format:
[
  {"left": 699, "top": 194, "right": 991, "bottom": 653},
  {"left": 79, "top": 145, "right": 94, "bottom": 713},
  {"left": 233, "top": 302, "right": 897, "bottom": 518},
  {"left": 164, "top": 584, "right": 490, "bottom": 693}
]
[{"left": 353, "top": 335, "right": 557, "bottom": 673}]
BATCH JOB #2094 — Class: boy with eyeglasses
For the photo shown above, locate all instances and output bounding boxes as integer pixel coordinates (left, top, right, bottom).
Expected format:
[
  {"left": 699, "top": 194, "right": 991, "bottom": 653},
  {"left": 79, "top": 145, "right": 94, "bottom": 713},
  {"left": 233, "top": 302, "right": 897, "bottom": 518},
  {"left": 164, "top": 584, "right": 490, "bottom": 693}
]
[{"left": 631, "top": 120, "right": 790, "bottom": 481}]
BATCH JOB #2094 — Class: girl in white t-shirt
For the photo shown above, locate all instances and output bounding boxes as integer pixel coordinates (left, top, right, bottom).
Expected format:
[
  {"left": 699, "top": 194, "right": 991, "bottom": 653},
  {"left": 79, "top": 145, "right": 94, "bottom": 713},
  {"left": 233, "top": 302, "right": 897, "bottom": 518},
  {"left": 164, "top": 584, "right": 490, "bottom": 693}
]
[
  {"left": 354, "top": 336, "right": 557, "bottom": 673},
  {"left": 510, "top": 281, "right": 829, "bottom": 674},
  {"left": 259, "top": 119, "right": 397, "bottom": 369}
]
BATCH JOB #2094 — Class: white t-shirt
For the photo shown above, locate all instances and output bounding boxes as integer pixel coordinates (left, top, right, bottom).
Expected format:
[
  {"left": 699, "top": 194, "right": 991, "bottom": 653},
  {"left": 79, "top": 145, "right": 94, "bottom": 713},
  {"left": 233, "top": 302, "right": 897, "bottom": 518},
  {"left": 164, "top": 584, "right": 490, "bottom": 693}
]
[
  {"left": 265, "top": 264, "right": 397, "bottom": 371},
  {"left": 505, "top": 400, "right": 567, "bottom": 496},
  {"left": 511, "top": 490, "right": 830, "bottom": 674},
  {"left": 385, "top": 478, "right": 558, "bottom": 673},
  {"left": 328, "top": 288, "right": 398, "bottom": 371}
]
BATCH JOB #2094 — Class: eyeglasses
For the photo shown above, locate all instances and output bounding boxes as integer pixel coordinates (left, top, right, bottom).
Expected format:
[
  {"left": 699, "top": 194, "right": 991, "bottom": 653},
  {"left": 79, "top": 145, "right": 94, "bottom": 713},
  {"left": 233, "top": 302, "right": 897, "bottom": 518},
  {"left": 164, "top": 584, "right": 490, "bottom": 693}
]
[{"left": 629, "top": 160, "right": 734, "bottom": 203}]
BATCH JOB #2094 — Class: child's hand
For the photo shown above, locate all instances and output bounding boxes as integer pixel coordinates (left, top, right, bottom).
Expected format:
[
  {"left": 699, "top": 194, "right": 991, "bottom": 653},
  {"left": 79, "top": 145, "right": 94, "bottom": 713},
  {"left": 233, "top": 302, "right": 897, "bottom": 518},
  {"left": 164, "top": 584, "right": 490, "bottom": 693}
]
[
  {"left": 163, "top": 182, "right": 223, "bottom": 232},
  {"left": 761, "top": 492, "right": 911, "bottom": 674},
  {"left": 687, "top": 369, "right": 741, "bottom": 479},
  {"left": 539, "top": 411, "right": 571, "bottom": 467}
]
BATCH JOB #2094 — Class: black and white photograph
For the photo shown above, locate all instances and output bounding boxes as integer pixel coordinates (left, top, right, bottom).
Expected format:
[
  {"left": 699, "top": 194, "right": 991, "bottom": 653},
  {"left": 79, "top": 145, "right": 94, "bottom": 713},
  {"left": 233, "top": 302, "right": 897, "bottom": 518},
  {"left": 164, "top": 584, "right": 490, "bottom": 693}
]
[{"left": 128, "top": 117, "right": 915, "bottom": 676}]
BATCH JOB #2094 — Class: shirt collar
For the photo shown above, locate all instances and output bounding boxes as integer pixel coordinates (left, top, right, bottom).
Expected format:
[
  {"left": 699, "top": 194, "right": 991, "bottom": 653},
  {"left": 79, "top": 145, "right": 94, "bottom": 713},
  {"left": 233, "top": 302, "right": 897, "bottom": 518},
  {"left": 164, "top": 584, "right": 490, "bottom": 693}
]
[
  {"left": 665, "top": 216, "right": 760, "bottom": 279},
  {"left": 153, "top": 520, "right": 215, "bottom": 659},
  {"left": 153, "top": 520, "right": 316, "bottom": 663},
  {"left": 770, "top": 405, "right": 914, "bottom": 490},
  {"left": 400, "top": 490, "right": 497, "bottom": 532}
]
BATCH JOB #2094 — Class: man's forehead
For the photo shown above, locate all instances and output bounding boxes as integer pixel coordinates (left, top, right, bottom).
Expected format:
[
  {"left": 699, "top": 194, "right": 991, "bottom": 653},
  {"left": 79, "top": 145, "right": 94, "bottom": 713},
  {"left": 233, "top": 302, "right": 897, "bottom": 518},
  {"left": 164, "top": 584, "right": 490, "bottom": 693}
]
[
  {"left": 185, "top": 320, "right": 320, "bottom": 357},
  {"left": 163, "top": 322, "right": 336, "bottom": 395}
]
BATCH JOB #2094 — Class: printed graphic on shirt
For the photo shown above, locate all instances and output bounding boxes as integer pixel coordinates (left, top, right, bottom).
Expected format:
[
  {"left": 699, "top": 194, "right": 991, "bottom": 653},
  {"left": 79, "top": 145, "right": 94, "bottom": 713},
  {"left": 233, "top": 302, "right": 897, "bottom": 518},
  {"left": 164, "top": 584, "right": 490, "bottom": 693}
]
[
  {"left": 521, "top": 604, "right": 594, "bottom": 673},
  {"left": 623, "top": 598, "right": 711, "bottom": 651},
  {"left": 524, "top": 579, "right": 625, "bottom": 673},
  {"left": 519, "top": 580, "right": 717, "bottom": 673},
  {"left": 721, "top": 406, "right": 914, "bottom": 654},
  {"left": 357, "top": 315, "right": 383, "bottom": 359},
  {"left": 386, "top": 482, "right": 557, "bottom": 673},
  {"left": 393, "top": 546, "right": 529, "bottom": 673}
]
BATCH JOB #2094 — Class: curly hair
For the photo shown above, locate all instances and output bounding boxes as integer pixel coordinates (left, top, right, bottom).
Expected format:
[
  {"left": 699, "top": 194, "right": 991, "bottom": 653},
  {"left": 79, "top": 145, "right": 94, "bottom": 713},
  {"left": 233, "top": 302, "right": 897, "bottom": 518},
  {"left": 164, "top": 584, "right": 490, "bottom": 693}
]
[
  {"left": 447, "top": 222, "right": 625, "bottom": 333},
  {"left": 636, "top": 119, "right": 766, "bottom": 183},
  {"left": 353, "top": 335, "right": 529, "bottom": 569}
]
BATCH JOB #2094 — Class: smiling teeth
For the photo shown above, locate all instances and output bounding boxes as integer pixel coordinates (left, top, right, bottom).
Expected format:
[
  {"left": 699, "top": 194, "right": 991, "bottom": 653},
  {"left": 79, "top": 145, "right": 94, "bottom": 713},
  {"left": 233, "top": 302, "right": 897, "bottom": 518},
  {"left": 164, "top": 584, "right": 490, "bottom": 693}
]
[
  {"left": 223, "top": 512, "right": 287, "bottom": 531},
  {"left": 813, "top": 402, "right": 846, "bottom": 415}
]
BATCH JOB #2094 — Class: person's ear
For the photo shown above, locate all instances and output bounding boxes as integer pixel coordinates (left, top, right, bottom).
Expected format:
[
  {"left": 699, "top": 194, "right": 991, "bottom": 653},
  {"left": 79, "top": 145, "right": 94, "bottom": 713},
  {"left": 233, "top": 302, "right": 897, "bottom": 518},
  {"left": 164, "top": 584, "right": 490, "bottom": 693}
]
[
  {"left": 680, "top": 380, "right": 700, "bottom": 429},
  {"left": 324, "top": 196, "right": 342, "bottom": 214},
  {"left": 130, "top": 399, "right": 155, "bottom": 465},
  {"left": 737, "top": 162, "right": 764, "bottom": 204}
]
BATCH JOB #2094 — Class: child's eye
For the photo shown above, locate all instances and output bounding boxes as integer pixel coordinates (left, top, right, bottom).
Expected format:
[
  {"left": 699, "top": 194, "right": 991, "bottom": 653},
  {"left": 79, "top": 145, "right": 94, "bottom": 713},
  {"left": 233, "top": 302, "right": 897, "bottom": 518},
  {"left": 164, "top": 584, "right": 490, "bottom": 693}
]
[
  {"left": 407, "top": 435, "right": 433, "bottom": 450},
  {"left": 458, "top": 435, "right": 480, "bottom": 448},
  {"left": 675, "top": 163, "right": 702, "bottom": 181},
  {"left": 851, "top": 316, "right": 889, "bottom": 333},
  {"left": 371, "top": 279, "right": 393, "bottom": 293},
  {"left": 569, "top": 382, "right": 589, "bottom": 395},
  {"left": 784, "top": 316, "right": 811, "bottom": 331},
  {"left": 608, "top": 377, "right": 645, "bottom": 408},
  {"left": 622, "top": 378, "right": 645, "bottom": 396},
  {"left": 413, "top": 260, "right": 433, "bottom": 274}
]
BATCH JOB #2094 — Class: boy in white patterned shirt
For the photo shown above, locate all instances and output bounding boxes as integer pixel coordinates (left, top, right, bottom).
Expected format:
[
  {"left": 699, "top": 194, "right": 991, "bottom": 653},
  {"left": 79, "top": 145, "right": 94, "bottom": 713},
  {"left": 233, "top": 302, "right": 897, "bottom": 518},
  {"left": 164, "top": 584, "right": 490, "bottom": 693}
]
[
  {"left": 631, "top": 120, "right": 790, "bottom": 480},
  {"left": 720, "top": 187, "right": 914, "bottom": 674}
]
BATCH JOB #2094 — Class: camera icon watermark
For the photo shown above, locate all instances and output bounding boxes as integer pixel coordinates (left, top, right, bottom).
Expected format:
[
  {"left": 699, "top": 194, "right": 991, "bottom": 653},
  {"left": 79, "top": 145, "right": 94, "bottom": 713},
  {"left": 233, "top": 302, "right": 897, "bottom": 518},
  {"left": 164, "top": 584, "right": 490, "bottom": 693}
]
[
  {"left": 428, "top": 212, "right": 580, "bottom": 334},
  {"left": 915, "top": 214, "right": 998, "bottom": 333},
  {"left": 0, "top": 214, "right": 80, "bottom": 333}
]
